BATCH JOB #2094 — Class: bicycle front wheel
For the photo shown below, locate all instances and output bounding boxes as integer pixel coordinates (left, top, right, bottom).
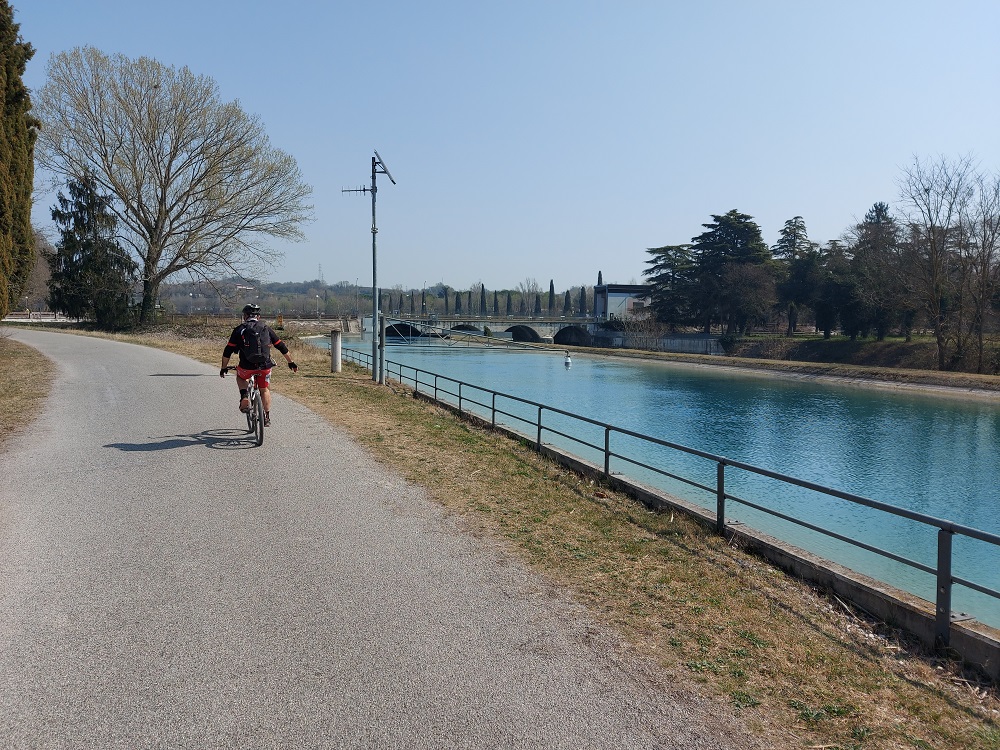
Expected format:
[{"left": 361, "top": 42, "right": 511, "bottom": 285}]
[{"left": 254, "top": 392, "right": 264, "bottom": 446}]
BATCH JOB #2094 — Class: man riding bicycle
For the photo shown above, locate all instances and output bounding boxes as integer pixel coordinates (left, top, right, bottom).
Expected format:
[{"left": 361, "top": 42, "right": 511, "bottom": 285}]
[{"left": 220, "top": 304, "right": 297, "bottom": 426}]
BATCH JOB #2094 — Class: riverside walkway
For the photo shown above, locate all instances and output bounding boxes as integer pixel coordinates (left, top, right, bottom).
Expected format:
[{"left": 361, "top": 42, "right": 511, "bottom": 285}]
[{"left": 0, "top": 329, "right": 765, "bottom": 749}]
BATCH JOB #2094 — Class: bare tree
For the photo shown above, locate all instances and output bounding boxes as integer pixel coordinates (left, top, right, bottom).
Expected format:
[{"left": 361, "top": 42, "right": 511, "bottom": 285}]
[
  {"left": 34, "top": 47, "right": 313, "bottom": 324},
  {"left": 965, "top": 171, "right": 1000, "bottom": 372},
  {"left": 897, "top": 155, "right": 975, "bottom": 369}
]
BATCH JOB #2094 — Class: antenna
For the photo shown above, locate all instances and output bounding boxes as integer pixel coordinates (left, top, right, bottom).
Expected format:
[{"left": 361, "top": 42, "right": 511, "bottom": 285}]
[
  {"left": 343, "top": 150, "right": 397, "bottom": 383},
  {"left": 374, "top": 150, "right": 396, "bottom": 185}
]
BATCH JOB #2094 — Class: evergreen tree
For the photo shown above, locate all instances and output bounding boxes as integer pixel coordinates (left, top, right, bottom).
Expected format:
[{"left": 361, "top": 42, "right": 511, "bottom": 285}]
[
  {"left": 467, "top": 289, "right": 472, "bottom": 314},
  {"left": 548, "top": 279, "right": 555, "bottom": 314},
  {"left": 0, "top": 2, "right": 36, "bottom": 318},
  {"left": 533, "top": 294, "right": 541, "bottom": 316},
  {"left": 773, "top": 217, "right": 820, "bottom": 335},
  {"left": 578, "top": 286, "right": 587, "bottom": 316},
  {"left": 813, "top": 240, "right": 853, "bottom": 339},
  {"left": 563, "top": 290, "right": 571, "bottom": 314},
  {"left": 47, "top": 174, "right": 136, "bottom": 329},
  {"left": 690, "top": 210, "right": 772, "bottom": 334},
  {"left": 849, "top": 202, "right": 905, "bottom": 341},
  {"left": 493, "top": 290, "right": 499, "bottom": 316},
  {"left": 455, "top": 291, "right": 462, "bottom": 315},
  {"left": 643, "top": 244, "right": 694, "bottom": 329},
  {"left": 480, "top": 285, "right": 486, "bottom": 315},
  {"left": 506, "top": 291, "right": 512, "bottom": 316}
]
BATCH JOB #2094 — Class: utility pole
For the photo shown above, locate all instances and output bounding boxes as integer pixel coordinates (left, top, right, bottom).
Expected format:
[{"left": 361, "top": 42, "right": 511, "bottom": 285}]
[{"left": 344, "top": 150, "right": 395, "bottom": 382}]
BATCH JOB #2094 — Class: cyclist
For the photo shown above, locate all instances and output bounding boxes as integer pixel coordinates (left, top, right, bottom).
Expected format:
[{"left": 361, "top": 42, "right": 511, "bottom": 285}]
[{"left": 220, "top": 304, "right": 297, "bottom": 426}]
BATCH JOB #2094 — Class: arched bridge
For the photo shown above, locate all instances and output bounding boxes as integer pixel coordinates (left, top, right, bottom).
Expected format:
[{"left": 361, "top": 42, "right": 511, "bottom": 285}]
[{"left": 383, "top": 315, "right": 595, "bottom": 346}]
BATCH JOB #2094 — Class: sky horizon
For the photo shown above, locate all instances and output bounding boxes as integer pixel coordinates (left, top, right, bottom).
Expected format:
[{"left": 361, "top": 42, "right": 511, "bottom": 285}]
[{"left": 18, "top": 1, "right": 1000, "bottom": 292}]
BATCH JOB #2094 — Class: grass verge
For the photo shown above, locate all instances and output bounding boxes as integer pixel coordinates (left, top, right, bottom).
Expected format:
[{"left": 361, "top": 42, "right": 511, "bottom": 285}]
[
  {"left": 1, "top": 331, "right": 53, "bottom": 452},
  {"left": 9, "top": 322, "right": 1000, "bottom": 749}
]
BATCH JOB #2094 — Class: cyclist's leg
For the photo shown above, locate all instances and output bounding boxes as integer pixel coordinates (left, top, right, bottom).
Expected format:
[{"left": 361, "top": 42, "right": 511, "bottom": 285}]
[
  {"left": 259, "top": 370, "right": 273, "bottom": 419},
  {"left": 234, "top": 367, "right": 252, "bottom": 412}
]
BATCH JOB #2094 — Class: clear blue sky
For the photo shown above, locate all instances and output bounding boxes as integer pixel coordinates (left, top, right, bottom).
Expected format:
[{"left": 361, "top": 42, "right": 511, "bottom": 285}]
[{"left": 18, "top": 1, "right": 1000, "bottom": 292}]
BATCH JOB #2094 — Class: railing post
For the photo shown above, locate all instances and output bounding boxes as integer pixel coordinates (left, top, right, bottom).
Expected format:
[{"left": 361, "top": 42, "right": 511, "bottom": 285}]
[
  {"left": 492, "top": 393, "right": 497, "bottom": 428},
  {"left": 434, "top": 374, "right": 438, "bottom": 402},
  {"left": 716, "top": 462, "right": 726, "bottom": 534},
  {"left": 459, "top": 382, "right": 463, "bottom": 413},
  {"left": 935, "top": 528, "right": 954, "bottom": 648},
  {"left": 604, "top": 427, "right": 611, "bottom": 476},
  {"left": 537, "top": 406, "right": 543, "bottom": 449}
]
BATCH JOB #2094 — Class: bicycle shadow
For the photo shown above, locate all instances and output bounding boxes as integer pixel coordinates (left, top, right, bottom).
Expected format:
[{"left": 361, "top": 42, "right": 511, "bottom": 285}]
[{"left": 104, "top": 428, "right": 257, "bottom": 452}]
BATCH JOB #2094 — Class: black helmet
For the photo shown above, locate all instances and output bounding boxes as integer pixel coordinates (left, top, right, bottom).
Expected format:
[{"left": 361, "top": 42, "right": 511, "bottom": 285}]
[{"left": 242, "top": 303, "right": 261, "bottom": 317}]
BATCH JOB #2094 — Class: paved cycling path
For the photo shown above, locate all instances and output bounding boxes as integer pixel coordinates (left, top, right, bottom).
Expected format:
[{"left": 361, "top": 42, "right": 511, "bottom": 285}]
[{"left": 1, "top": 329, "right": 764, "bottom": 749}]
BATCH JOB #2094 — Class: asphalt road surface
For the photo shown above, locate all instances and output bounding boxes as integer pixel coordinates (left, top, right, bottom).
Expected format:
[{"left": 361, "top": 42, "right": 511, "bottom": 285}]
[{"left": 1, "top": 329, "right": 764, "bottom": 749}]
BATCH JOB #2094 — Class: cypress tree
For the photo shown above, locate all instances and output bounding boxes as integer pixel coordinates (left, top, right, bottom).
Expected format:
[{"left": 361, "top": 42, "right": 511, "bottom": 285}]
[
  {"left": 0, "top": 2, "right": 36, "bottom": 318},
  {"left": 548, "top": 279, "right": 555, "bottom": 314}
]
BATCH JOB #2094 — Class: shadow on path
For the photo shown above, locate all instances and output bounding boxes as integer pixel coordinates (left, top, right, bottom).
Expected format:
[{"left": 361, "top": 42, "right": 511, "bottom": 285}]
[{"left": 105, "top": 428, "right": 255, "bottom": 452}]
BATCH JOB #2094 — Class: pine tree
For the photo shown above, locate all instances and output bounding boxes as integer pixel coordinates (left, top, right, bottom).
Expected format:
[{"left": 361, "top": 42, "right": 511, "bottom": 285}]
[
  {"left": 0, "top": 2, "right": 36, "bottom": 318},
  {"left": 47, "top": 174, "right": 136, "bottom": 329},
  {"left": 548, "top": 279, "right": 555, "bottom": 314},
  {"left": 643, "top": 244, "right": 695, "bottom": 330}
]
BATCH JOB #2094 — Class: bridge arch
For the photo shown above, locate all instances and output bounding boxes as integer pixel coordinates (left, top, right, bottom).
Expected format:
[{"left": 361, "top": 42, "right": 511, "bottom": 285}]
[
  {"left": 506, "top": 325, "right": 543, "bottom": 343},
  {"left": 553, "top": 326, "right": 592, "bottom": 346},
  {"left": 451, "top": 323, "right": 481, "bottom": 332}
]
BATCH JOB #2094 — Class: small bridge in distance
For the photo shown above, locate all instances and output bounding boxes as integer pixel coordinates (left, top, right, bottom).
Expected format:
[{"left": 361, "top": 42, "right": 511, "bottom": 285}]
[{"left": 382, "top": 314, "right": 595, "bottom": 346}]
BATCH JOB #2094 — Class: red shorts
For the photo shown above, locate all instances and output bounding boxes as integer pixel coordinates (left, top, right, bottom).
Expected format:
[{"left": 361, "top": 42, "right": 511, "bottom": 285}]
[{"left": 236, "top": 366, "right": 272, "bottom": 388}]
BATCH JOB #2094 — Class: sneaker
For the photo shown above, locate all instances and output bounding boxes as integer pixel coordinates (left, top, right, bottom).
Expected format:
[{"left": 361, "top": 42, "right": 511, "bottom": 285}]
[
  {"left": 263, "top": 412, "right": 271, "bottom": 427},
  {"left": 239, "top": 398, "right": 250, "bottom": 413}
]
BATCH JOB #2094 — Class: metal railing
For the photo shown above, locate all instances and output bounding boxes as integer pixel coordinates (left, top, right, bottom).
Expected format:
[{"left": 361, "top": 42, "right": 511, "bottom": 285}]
[{"left": 340, "top": 347, "right": 1000, "bottom": 646}]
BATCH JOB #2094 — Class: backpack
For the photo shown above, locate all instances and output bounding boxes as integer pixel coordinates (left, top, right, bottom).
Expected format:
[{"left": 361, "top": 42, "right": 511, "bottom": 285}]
[{"left": 240, "top": 319, "right": 270, "bottom": 367}]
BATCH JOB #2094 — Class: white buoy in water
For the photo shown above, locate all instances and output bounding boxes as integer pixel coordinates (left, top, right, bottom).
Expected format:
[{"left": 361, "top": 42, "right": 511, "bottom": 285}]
[{"left": 564, "top": 351, "right": 572, "bottom": 368}]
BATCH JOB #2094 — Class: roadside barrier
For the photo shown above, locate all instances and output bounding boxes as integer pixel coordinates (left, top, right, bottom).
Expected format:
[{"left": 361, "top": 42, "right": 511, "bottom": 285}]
[{"left": 341, "top": 347, "right": 1000, "bottom": 668}]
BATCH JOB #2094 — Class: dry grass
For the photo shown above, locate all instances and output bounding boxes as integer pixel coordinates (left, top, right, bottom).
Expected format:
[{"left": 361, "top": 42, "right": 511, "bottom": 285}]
[
  {"left": 10, "top": 322, "right": 1000, "bottom": 748},
  {"left": 1, "top": 331, "right": 53, "bottom": 452}
]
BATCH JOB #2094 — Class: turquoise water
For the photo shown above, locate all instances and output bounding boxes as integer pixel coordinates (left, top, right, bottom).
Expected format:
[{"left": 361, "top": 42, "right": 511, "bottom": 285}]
[{"left": 320, "top": 336, "right": 1000, "bottom": 627}]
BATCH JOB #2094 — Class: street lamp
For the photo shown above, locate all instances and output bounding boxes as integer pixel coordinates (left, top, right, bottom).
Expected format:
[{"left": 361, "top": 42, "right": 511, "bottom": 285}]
[{"left": 316, "top": 294, "right": 321, "bottom": 318}]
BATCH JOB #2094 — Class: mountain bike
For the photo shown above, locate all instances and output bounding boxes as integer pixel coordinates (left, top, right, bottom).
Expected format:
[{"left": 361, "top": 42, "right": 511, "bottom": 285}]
[{"left": 223, "top": 367, "right": 264, "bottom": 446}]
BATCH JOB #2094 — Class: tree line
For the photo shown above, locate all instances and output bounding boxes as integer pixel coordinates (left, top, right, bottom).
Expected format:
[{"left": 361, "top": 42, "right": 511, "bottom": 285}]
[
  {"left": 153, "top": 276, "right": 597, "bottom": 321},
  {"left": 644, "top": 156, "right": 1000, "bottom": 372}
]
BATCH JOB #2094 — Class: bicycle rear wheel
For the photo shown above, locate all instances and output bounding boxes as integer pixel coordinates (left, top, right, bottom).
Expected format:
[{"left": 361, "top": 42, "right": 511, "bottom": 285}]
[
  {"left": 253, "top": 391, "right": 264, "bottom": 446},
  {"left": 245, "top": 396, "right": 254, "bottom": 432}
]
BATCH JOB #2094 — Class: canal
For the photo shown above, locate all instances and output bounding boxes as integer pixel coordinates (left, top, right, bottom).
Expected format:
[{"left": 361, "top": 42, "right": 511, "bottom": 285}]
[{"left": 314, "top": 334, "right": 1000, "bottom": 629}]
